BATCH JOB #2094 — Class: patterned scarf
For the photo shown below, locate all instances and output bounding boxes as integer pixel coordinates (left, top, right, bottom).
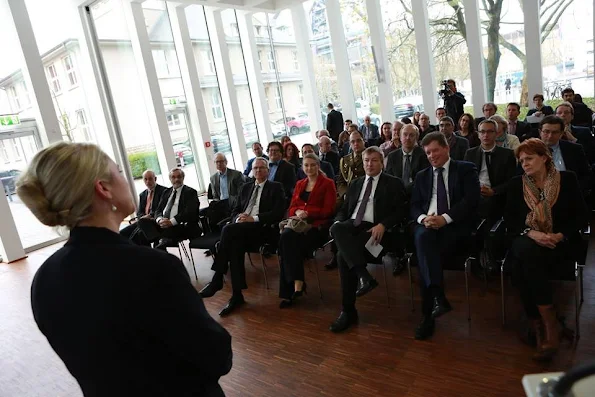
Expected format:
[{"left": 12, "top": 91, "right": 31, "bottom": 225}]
[
  {"left": 496, "top": 132, "right": 508, "bottom": 148},
  {"left": 522, "top": 168, "right": 560, "bottom": 233}
]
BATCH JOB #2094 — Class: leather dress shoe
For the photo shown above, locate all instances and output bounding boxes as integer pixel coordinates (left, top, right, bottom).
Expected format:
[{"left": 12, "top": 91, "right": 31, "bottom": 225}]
[
  {"left": 392, "top": 260, "right": 405, "bottom": 276},
  {"left": 414, "top": 316, "right": 435, "bottom": 340},
  {"left": 324, "top": 255, "right": 338, "bottom": 270},
  {"left": 355, "top": 278, "right": 379, "bottom": 297},
  {"left": 219, "top": 295, "right": 245, "bottom": 316},
  {"left": 430, "top": 296, "right": 452, "bottom": 319},
  {"left": 329, "top": 311, "right": 359, "bottom": 333},
  {"left": 199, "top": 281, "right": 223, "bottom": 298},
  {"left": 154, "top": 238, "right": 173, "bottom": 250}
]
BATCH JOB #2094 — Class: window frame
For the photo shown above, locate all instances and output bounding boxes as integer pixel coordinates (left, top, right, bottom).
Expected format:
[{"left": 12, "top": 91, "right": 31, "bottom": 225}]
[
  {"left": 75, "top": 109, "right": 91, "bottom": 141},
  {"left": 62, "top": 55, "right": 78, "bottom": 88},
  {"left": 210, "top": 90, "right": 224, "bottom": 121},
  {"left": 46, "top": 64, "right": 62, "bottom": 94}
]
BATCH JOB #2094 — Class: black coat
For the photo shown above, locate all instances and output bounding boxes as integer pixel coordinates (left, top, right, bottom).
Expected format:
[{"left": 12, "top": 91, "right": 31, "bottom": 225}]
[
  {"left": 385, "top": 146, "right": 430, "bottom": 195},
  {"left": 326, "top": 109, "right": 344, "bottom": 141},
  {"left": 449, "top": 135, "right": 470, "bottom": 161},
  {"left": 155, "top": 185, "right": 199, "bottom": 225},
  {"left": 319, "top": 150, "right": 340, "bottom": 175},
  {"left": 232, "top": 180, "right": 286, "bottom": 225},
  {"left": 557, "top": 139, "right": 591, "bottom": 194},
  {"left": 512, "top": 120, "right": 536, "bottom": 142},
  {"left": 570, "top": 125, "right": 595, "bottom": 164},
  {"left": 136, "top": 184, "right": 167, "bottom": 218},
  {"left": 271, "top": 160, "right": 297, "bottom": 205},
  {"left": 335, "top": 172, "right": 406, "bottom": 230},
  {"left": 31, "top": 227, "right": 232, "bottom": 397}
]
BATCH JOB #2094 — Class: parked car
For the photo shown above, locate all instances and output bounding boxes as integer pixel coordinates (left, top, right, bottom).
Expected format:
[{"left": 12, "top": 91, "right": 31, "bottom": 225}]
[
  {"left": 271, "top": 120, "right": 287, "bottom": 138},
  {"left": 394, "top": 96, "right": 425, "bottom": 118},
  {"left": 278, "top": 113, "right": 310, "bottom": 135},
  {"left": 173, "top": 143, "right": 194, "bottom": 167},
  {"left": 0, "top": 169, "right": 21, "bottom": 196}
]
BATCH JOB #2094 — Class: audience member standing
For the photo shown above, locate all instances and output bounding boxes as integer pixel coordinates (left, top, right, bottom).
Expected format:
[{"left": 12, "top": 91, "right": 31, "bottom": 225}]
[{"left": 326, "top": 103, "right": 344, "bottom": 142}]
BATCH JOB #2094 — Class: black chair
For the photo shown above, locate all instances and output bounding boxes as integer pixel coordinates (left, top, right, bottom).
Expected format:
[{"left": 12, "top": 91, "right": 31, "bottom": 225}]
[
  {"left": 188, "top": 215, "right": 227, "bottom": 273},
  {"left": 489, "top": 219, "right": 589, "bottom": 338},
  {"left": 161, "top": 238, "right": 197, "bottom": 281}
]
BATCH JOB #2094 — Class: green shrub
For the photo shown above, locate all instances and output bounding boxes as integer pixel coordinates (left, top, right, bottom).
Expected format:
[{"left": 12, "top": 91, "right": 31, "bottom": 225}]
[
  {"left": 370, "top": 103, "right": 381, "bottom": 115},
  {"left": 128, "top": 151, "right": 161, "bottom": 179}
]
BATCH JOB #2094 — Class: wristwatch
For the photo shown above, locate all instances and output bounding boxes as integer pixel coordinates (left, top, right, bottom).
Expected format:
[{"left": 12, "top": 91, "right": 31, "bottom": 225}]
[{"left": 521, "top": 228, "right": 531, "bottom": 236}]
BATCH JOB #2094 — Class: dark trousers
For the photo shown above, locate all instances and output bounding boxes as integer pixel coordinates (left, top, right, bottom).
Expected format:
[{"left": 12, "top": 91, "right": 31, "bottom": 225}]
[
  {"left": 510, "top": 236, "right": 569, "bottom": 318},
  {"left": 278, "top": 227, "right": 326, "bottom": 299},
  {"left": 211, "top": 222, "right": 269, "bottom": 292},
  {"left": 137, "top": 218, "right": 195, "bottom": 244},
  {"left": 120, "top": 223, "right": 150, "bottom": 246}
]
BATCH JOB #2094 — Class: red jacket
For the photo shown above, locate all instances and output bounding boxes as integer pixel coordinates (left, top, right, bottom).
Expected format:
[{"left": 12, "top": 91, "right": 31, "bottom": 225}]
[{"left": 289, "top": 175, "right": 337, "bottom": 227}]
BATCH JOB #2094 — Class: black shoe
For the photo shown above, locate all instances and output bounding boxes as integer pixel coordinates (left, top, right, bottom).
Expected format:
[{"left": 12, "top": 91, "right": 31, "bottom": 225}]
[
  {"left": 430, "top": 296, "right": 453, "bottom": 319},
  {"left": 355, "top": 278, "right": 379, "bottom": 297},
  {"left": 324, "top": 255, "right": 338, "bottom": 270},
  {"left": 219, "top": 295, "right": 245, "bottom": 316},
  {"left": 279, "top": 299, "right": 293, "bottom": 309},
  {"left": 199, "top": 279, "right": 223, "bottom": 298},
  {"left": 392, "top": 260, "right": 405, "bottom": 276},
  {"left": 291, "top": 282, "right": 307, "bottom": 300},
  {"left": 414, "top": 316, "right": 435, "bottom": 340},
  {"left": 154, "top": 238, "right": 173, "bottom": 250},
  {"left": 329, "top": 311, "right": 359, "bottom": 333}
]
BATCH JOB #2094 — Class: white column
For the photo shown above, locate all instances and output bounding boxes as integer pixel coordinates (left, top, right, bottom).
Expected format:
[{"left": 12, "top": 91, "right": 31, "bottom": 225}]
[
  {"left": 236, "top": 11, "right": 274, "bottom": 146},
  {"left": 325, "top": 0, "right": 357, "bottom": 123},
  {"left": 204, "top": 7, "right": 249, "bottom": 167},
  {"left": 366, "top": 0, "right": 393, "bottom": 124},
  {"left": 522, "top": 0, "right": 543, "bottom": 99},
  {"left": 0, "top": 186, "right": 26, "bottom": 263},
  {"left": 463, "top": 0, "right": 487, "bottom": 116},
  {"left": 411, "top": 0, "right": 438, "bottom": 120},
  {"left": 167, "top": 2, "right": 216, "bottom": 183},
  {"left": 291, "top": 4, "right": 323, "bottom": 137},
  {"left": 6, "top": 0, "right": 62, "bottom": 146},
  {"left": 122, "top": 0, "right": 177, "bottom": 174}
]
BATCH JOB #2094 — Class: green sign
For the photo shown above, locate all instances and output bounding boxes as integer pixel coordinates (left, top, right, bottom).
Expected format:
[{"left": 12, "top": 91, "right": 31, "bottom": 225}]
[
  {"left": 169, "top": 98, "right": 177, "bottom": 105},
  {"left": 0, "top": 115, "right": 20, "bottom": 126}
]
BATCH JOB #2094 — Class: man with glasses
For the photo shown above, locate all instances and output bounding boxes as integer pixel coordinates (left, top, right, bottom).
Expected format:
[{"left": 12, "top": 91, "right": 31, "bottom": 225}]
[
  {"left": 555, "top": 102, "right": 595, "bottom": 164},
  {"left": 206, "top": 153, "right": 245, "bottom": 224},
  {"left": 474, "top": 102, "right": 497, "bottom": 129},
  {"left": 439, "top": 116, "right": 469, "bottom": 161}
]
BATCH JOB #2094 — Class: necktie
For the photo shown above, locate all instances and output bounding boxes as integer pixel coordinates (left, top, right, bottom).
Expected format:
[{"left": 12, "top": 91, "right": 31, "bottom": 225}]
[
  {"left": 245, "top": 185, "right": 260, "bottom": 215},
  {"left": 163, "top": 189, "right": 177, "bottom": 219},
  {"left": 144, "top": 189, "right": 154, "bottom": 215},
  {"left": 353, "top": 177, "right": 374, "bottom": 227},
  {"left": 436, "top": 168, "right": 448, "bottom": 215},
  {"left": 484, "top": 152, "right": 492, "bottom": 169},
  {"left": 403, "top": 154, "right": 412, "bottom": 185},
  {"left": 321, "top": 153, "right": 326, "bottom": 162},
  {"left": 269, "top": 162, "right": 279, "bottom": 166}
]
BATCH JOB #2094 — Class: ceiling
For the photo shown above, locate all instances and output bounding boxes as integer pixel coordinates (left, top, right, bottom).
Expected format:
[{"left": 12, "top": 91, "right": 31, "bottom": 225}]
[{"left": 173, "top": 0, "right": 308, "bottom": 12}]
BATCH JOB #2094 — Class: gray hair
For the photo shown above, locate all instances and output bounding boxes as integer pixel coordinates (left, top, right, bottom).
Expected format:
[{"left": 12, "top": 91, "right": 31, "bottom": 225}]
[
  {"left": 169, "top": 167, "right": 185, "bottom": 178},
  {"left": 362, "top": 145, "right": 385, "bottom": 162},
  {"left": 319, "top": 135, "right": 331, "bottom": 144},
  {"left": 489, "top": 114, "right": 507, "bottom": 125},
  {"left": 316, "top": 129, "right": 329, "bottom": 138},
  {"left": 439, "top": 116, "right": 454, "bottom": 126},
  {"left": 478, "top": 119, "right": 498, "bottom": 131},
  {"left": 401, "top": 123, "right": 420, "bottom": 139},
  {"left": 142, "top": 169, "right": 156, "bottom": 178},
  {"left": 252, "top": 157, "right": 269, "bottom": 169}
]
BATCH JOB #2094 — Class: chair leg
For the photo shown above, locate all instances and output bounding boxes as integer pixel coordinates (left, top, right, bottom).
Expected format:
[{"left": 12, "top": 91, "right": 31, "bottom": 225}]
[
  {"left": 407, "top": 254, "right": 414, "bottom": 312},
  {"left": 178, "top": 245, "right": 184, "bottom": 262},
  {"left": 575, "top": 262, "right": 580, "bottom": 340},
  {"left": 501, "top": 263, "right": 506, "bottom": 326},
  {"left": 247, "top": 253, "right": 256, "bottom": 268},
  {"left": 383, "top": 263, "right": 390, "bottom": 308},
  {"left": 189, "top": 247, "right": 198, "bottom": 282},
  {"left": 179, "top": 242, "right": 191, "bottom": 262},
  {"left": 260, "top": 249, "right": 269, "bottom": 290},
  {"left": 313, "top": 252, "right": 323, "bottom": 300},
  {"left": 464, "top": 258, "right": 471, "bottom": 322},
  {"left": 579, "top": 265, "right": 584, "bottom": 305}
]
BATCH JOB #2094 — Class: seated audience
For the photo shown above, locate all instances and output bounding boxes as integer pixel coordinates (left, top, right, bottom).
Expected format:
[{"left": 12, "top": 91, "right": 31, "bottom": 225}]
[
  {"left": 137, "top": 167, "right": 200, "bottom": 249},
  {"left": 439, "top": 116, "right": 469, "bottom": 160},
  {"left": 207, "top": 153, "right": 245, "bottom": 221},
  {"left": 505, "top": 138, "right": 588, "bottom": 361},
  {"left": 455, "top": 113, "right": 480, "bottom": 148},
  {"left": 413, "top": 111, "right": 421, "bottom": 127},
  {"left": 318, "top": 136, "right": 340, "bottom": 176},
  {"left": 120, "top": 169, "right": 167, "bottom": 246},
  {"left": 337, "top": 119, "right": 353, "bottom": 156},
  {"left": 379, "top": 121, "right": 403, "bottom": 158},
  {"left": 418, "top": 113, "right": 436, "bottom": 141},
  {"left": 464, "top": 119, "right": 516, "bottom": 223},
  {"left": 555, "top": 102, "right": 595, "bottom": 164},
  {"left": 244, "top": 142, "right": 269, "bottom": 177},
  {"left": 435, "top": 107, "right": 446, "bottom": 123},
  {"left": 474, "top": 102, "right": 497, "bottom": 129},
  {"left": 298, "top": 144, "right": 335, "bottom": 180},
  {"left": 283, "top": 141, "right": 300, "bottom": 169},
  {"left": 280, "top": 136, "right": 291, "bottom": 147},
  {"left": 199, "top": 158, "right": 286, "bottom": 315},
  {"left": 341, "top": 124, "right": 360, "bottom": 155},
  {"left": 17, "top": 142, "right": 232, "bottom": 396},
  {"left": 314, "top": 129, "right": 340, "bottom": 154},
  {"left": 562, "top": 87, "right": 593, "bottom": 127},
  {"left": 538, "top": 115, "right": 591, "bottom": 195},
  {"left": 360, "top": 115, "right": 380, "bottom": 145},
  {"left": 375, "top": 121, "right": 393, "bottom": 147},
  {"left": 267, "top": 141, "right": 297, "bottom": 206},
  {"left": 410, "top": 132, "right": 480, "bottom": 340},
  {"left": 489, "top": 114, "right": 521, "bottom": 151},
  {"left": 507, "top": 102, "right": 534, "bottom": 142},
  {"left": 278, "top": 154, "right": 337, "bottom": 309},
  {"left": 385, "top": 124, "right": 430, "bottom": 196},
  {"left": 401, "top": 117, "right": 412, "bottom": 125},
  {"left": 329, "top": 147, "right": 406, "bottom": 333},
  {"left": 526, "top": 93, "right": 554, "bottom": 119}
]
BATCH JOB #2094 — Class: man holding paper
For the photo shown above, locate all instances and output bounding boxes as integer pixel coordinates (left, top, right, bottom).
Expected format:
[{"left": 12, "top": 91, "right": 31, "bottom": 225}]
[{"left": 329, "top": 146, "right": 406, "bottom": 333}]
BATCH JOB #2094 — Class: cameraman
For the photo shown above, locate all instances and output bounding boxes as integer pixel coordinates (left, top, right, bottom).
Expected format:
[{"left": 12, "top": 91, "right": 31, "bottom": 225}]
[{"left": 439, "top": 79, "right": 466, "bottom": 126}]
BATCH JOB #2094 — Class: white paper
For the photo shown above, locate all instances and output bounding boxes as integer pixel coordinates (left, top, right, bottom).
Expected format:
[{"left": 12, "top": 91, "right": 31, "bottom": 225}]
[
  {"left": 365, "top": 235, "right": 383, "bottom": 258},
  {"left": 526, "top": 114, "right": 544, "bottom": 123}
]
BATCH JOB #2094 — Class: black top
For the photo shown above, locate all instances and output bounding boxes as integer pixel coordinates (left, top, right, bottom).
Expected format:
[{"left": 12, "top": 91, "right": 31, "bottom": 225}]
[
  {"left": 31, "top": 227, "right": 232, "bottom": 397},
  {"left": 300, "top": 190, "right": 311, "bottom": 202}
]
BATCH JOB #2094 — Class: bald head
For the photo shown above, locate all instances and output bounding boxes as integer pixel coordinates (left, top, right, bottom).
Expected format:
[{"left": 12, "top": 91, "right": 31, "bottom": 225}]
[
  {"left": 392, "top": 121, "right": 403, "bottom": 142},
  {"left": 214, "top": 153, "right": 228, "bottom": 172},
  {"left": 142, "top": 170, "right": 156, "bottom": 190},
  {"left": 319, "top": 135, "right": 332, "bottom": 153}
]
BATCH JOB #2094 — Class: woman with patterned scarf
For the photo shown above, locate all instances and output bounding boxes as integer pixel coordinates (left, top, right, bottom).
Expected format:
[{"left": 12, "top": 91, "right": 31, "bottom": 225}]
[
  {"left": 505, "top": 138, "right": 588, "bottom": 361},
  {"left": 490, "top": 114, "right": 520, "bottom": 151}
]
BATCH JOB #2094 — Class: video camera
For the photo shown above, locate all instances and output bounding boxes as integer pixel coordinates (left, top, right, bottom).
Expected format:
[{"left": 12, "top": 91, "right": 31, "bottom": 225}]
[{"left": 438, "top": 80, "right": 451, "bottom": 98}]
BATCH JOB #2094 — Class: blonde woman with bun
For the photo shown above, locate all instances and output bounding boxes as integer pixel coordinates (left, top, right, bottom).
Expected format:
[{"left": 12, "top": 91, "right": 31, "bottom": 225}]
[{"left": 18, "top": 142, "right": 232, "bottom": 397}]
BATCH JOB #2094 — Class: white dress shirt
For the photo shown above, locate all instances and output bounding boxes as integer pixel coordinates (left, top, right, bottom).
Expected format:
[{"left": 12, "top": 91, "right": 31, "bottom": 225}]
[
  {"left": 417, "top": 159, "right": 454, "bottom": 225},
  {"left": 158, "top": 185, "right": 183, "bottom": 226},
  {"left": 238, "top": 180, "right": 266, "bottom": 223},
  {"left": 350, "top": 174, "right": 380, "bottom": 224},
  {"left": 479, "top": 146, "right": 495, "bottom": 188}
]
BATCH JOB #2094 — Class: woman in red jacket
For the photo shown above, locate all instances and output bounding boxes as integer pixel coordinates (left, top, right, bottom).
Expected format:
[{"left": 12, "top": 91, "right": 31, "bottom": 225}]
[{"left": 278, "top": 153, "right": 337, "bottom": 308}]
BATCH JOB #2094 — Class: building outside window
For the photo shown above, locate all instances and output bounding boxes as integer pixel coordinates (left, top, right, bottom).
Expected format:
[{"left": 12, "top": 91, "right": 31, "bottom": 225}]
[
  {"left": 167, "top": 113, "right": 181, "bottom": 127},
  {"left": 75, "top": 109, "right": 91, "bottom": 141},
  {"left": 201, "top": 49, "right": 215, "bottom": 74},
  {"left": 11, "top": 138, "right": 22, "bottom": 161},
  {"left": 258, "top": 50, "right": 263, "bottom": 71},
  {"left": 211, "top": 89, "right": 224, "bottom": 120},
  {"left": 275, "top": 86, "right": 282, "bottom": 109},
  {"left": 62, "top": 55, "right": 78, "bottom": 87},
  {"left": 0, "top": 141, "right": 9, "bottom": 163},
  {"left": 267, "top": 51, "right": 275, "bottom": 71},
  {"left": 292, "top": 50, "right": 299, "bottom": 70},
  {"left": 298, "top": 84, "right": 305, "bottom": 105},
  {"left": 152, "top": 49, "right": 169, "bottom": 77},
  {"left": 8, "top": 86, "right": 21, "bottom": 110},
  {"left": 19, "top": 81, "right": 31, "bottom": 107},
  {"left": 46, "top": 64, "right": 61, "bottom": 94}
]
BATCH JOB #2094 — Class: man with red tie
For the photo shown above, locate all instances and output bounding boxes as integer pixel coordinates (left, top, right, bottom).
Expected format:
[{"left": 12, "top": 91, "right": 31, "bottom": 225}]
[{"left": 120, "top": 170, "right": 167, "bottom": 245}]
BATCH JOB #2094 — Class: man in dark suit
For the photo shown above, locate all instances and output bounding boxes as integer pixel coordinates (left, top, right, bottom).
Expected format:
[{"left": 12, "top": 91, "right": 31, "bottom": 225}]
[
  {"left": 439, "top": 116, "right": 469, "bottom": 160},
  {"left": 137, "top": 168, "right": 200, "bottom": 249},
  {"left": 208, "top": 153, "right": 245, "bottom": 211},
  {"left": 464, "top": 119, "right": 516, "bottom": 222},
  {"left": 555, "top": 102, "right": 595, "bottom": 164},
  {"left": 562, "top": 88, "right": 593, "bottom": 127},
  {"left": 329, "top": 147, "right": 406, "bottom": 333},
  {"left": 199, "top": 157, "right": 286, "bottom": 315},
  {"left": 298, "top": 144, "right": 335, "bottom": 180},
  {"left": 474, "top": 102, "right": 497, "bottom": 129},
  {"left": 385, "top": 124, "right": 430, "bottom": 196},
  {"left": 266, "top": 141, "right": 296, "bottom": 207},
  {"left": 326, "top": 102, "right": 344, "bottom": 142},
  {"left": 313, "top": 129, "right": 340, "bottom": 154},
  {"left": 243, "top": 142, "right": 269, "bottom": 177},
  {"left": 318, "top": 136, "right": 340, "bottom": 175},
  {"left": 507, "top": 102, "right": 535, "bottom": 142},
  {"left": 120, "top": 169, "right": 167, "bottom": 245},
  {"left": 418, "top": 113, "right": 436, "bottom": 141},
  {"left": 539, "top": 115, "right": 591, "bottom": 195},
  {"left": 359, "top": 115, "right": 380, "bottom": 144},
  {"left": 410, "top": 132, "right": 480, "bottom": 340}
]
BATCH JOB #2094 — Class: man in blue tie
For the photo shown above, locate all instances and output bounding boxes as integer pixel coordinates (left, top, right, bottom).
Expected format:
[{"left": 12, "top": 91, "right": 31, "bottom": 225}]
[{"left": 410, "top": 132, "right": 480, "bottom": 340}]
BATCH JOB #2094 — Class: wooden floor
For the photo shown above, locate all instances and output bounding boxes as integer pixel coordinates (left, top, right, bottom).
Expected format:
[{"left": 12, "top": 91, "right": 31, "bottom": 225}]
[{"left": 1, "top": 239, "right": 594, "bottom": 397}]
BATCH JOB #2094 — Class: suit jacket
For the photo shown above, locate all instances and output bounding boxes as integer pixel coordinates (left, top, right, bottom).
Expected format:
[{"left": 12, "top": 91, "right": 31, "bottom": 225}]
[
  {"left": 449, "top": 135, "right": 470, "bottom": 161},
  {"left": 136, "top": 184, "right": 167, "bottom": 218},
  {"left": 505, "top": 171, "right": 588, "bottom": 240},
  {"left": 570, "top": 125, "right": 595, "bottom": 164},
  {"left": 155, "top": 185, "right": 199, "bottom": 226},
  {"left": 326, "top": 109, "right": 344, "bottom": 141},
  {"left": 208, "top": 168, "right": 245, "bottom": 209},
  {"left": 463, "top": 146, "right": 516, "bottom": 196},
  {"left": 297, "top": 160, "right": 335, "bottom": 181},
  {"left": 571, "top": 102, "right": 593, "bottom": 127},
  {"left": 289, "top": 175, "right": 337, "bottom": 227},
  {"left": 271, "top": 160, "right": 297, "bottom": 204},
  {"left": 319, "top": 150, "right": 340, "bottom": 175},
  {"left": 360, "top": 123, "right": 379, "bottom": 142},
  {"left": 314, "top": 140, "right": 340, "bottom": 154},
  {"left": 511, "top": 120, "right": 535, "bottom": 142},
  {"left": 558, "top": 139, "right": 591, "bottom": 194},
  {"left": 337, "top": 151, "right": 365, "bottom": 200},
  {"left": 474, "top": 116, "right": 486, "bottom": 130},
  {"left": 336, "top": 172, "right": 406, "bottom": 230},
  {"left": 231, "top": 180, "right": 286, "bottom": 225},
  {"left": 410, "top": 160, "right": 480, "bottom": 229},
  {"left": 243, "top": 154, "right": 269, "bottom": 176},
  {"left": 385, "top": 146, "right": 430, "bottom": 195},
  {"left": 31, "top": 226, "right": 232, "bottom": 397},
  {"left": 419, "top": 125, "right": 437, "bottom": 142}
]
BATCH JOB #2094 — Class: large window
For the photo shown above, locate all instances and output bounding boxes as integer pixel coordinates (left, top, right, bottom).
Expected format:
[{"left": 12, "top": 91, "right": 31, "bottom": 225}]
[
  {"left": 210, "top": 89, "right": 224, "bottom": 120},
  {"left": 62, "top": 55, "right": 78, "bottom": 87},
  {"left": 46, "top": 64, "right": 61, "bottom": 94}
]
